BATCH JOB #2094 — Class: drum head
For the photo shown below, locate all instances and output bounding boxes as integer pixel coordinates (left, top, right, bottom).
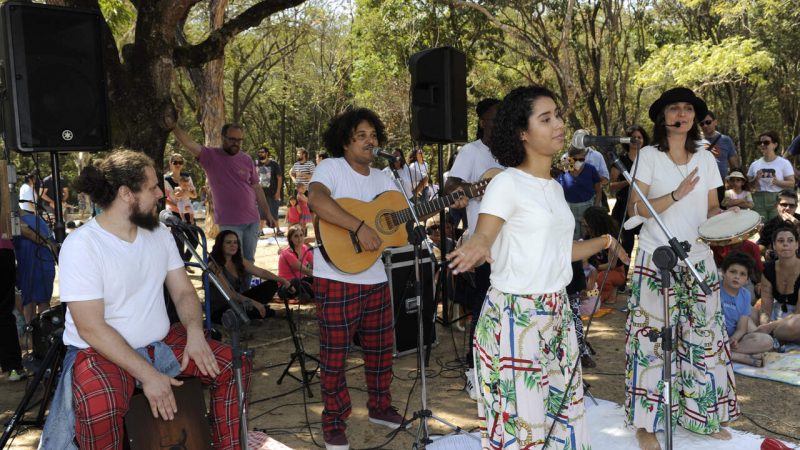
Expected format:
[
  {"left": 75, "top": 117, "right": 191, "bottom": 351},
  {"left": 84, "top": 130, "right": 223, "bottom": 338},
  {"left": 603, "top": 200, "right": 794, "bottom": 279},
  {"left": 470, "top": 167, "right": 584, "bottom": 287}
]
[{"left": 698, "top": 209, "right": 761, "bottom": 240}]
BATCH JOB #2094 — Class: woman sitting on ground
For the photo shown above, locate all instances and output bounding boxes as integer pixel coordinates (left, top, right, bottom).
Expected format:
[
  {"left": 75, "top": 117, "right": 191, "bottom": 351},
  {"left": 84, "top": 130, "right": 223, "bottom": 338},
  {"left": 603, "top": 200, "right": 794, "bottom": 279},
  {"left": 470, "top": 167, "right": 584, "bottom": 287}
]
[
  {"left": 754, "top": 226, "right": 800, "bottom": 344},
  {"left": 278, "top": 225, "right": 314, "bottom": 300},
  {"left": 208, "top": 230, "right": 290, "bottom": 323}
]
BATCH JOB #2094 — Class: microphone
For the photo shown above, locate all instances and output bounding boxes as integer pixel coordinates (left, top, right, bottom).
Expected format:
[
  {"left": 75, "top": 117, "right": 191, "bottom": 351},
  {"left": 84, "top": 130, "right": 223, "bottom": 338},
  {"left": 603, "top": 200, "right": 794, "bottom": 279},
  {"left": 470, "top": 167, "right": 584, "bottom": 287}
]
[
  {"left": 372, "top": 147, "right": 399, "bottom": 163},
  {"left": 159, "top": 209, "right": 194, "bottom": 233},
  {"left": 571, "top": 129, "right": 632, "bottom": 150}
]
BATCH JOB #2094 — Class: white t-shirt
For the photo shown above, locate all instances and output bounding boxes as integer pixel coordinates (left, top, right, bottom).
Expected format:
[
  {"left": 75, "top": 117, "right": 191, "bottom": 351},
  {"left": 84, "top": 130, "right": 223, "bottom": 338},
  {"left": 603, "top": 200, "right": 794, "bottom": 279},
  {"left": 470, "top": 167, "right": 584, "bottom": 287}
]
[
  {"left": 310, "top": 158, "right": 398, "bottom": 284},
  {"left": 19, "top": 183, "right": 35, "bottom": 212},
  {"left": 408, "top": 161, "right": 429, "bottom": 190},
  {"left": 382, "top": 165, "right": 414, "bottom": 199},
  {"left": 59, "top": 219, "right": 184, "bottom": 349},
  {"left": 747, "top": 156, "right": 793, "bottom": 192},
  {"left": 634, "top": 144, "right": 722, "bottom": 259},
  {"left": 480, "top": 168, "right": 575, "bottom": 295},
  {"left": 448, "top": 139, "right": 504, "bottom": 236}
]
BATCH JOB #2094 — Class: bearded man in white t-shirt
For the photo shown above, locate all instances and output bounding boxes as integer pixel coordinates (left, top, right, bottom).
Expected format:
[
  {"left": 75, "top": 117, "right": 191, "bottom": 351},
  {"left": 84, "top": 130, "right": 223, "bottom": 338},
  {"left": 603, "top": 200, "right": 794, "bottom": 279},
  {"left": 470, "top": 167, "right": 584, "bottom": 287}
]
[
  {"left": 443, "top": 97, "right": 502, "bottom": 400},
  {"left": 40, "top": 150, "right": 248, "bottom": 450},
  {"left": 309, "top": 108, "right": 466, "bottom": 450}
]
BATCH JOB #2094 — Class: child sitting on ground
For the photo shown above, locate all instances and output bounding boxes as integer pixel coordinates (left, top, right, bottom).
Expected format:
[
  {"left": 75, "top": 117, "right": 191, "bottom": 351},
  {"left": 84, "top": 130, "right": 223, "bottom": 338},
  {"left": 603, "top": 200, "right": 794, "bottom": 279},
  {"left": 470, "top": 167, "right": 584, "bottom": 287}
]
[
  {"left": 720, "top": 251, "right": 775, "bottom": 367},
  {"left": 721, "top": 171, "right": 753, "bottom": 210}
]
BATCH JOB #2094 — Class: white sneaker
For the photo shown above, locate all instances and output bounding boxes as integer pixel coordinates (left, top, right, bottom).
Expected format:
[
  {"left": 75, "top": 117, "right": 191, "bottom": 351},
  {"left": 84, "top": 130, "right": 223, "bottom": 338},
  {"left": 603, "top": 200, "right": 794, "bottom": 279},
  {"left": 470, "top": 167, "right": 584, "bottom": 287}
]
[{"left": 465, "top": 369, "right": 478, "bottom": 400}]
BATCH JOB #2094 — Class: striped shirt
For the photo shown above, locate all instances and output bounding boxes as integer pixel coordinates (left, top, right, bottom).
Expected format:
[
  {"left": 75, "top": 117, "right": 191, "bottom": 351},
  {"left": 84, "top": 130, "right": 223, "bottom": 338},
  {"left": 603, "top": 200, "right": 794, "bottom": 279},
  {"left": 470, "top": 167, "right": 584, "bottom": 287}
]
[{"left": 291, "top": 160, "right": 316, "bottom": 187}]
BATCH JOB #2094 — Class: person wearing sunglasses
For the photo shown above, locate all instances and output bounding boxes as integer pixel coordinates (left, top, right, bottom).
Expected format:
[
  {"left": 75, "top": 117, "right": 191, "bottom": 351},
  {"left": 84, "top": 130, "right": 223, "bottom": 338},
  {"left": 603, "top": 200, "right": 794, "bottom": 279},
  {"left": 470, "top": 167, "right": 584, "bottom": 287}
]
[
  {"left": 747, "top": 131, "right": 795, "bottom": 222},
  {"left": 756, "top": 189, "right": 800, "bottom": 259},
  {"left": 557, "top": 145, "right": 602, "bottom": 239},
  {"left": 700, "top": 111, "right": 740, "bottom": 204}
]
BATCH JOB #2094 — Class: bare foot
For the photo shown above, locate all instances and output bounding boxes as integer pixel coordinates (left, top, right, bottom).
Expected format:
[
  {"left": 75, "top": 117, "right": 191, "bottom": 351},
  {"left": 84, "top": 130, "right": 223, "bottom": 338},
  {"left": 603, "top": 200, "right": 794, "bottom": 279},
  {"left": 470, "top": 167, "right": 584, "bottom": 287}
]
[
  {"left": 710, "top": 428, "right": 732, "bottom": 440},
  {"left": 636, "top": 428, "right": 662, "bottom": 450}
]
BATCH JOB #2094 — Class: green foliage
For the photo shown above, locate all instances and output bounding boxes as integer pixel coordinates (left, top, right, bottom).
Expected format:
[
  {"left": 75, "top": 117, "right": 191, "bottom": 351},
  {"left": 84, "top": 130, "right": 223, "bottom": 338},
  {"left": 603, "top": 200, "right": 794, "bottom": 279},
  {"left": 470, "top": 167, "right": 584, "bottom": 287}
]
[{"left": 634, "top": 37, "right": 773, "bottom": 89}]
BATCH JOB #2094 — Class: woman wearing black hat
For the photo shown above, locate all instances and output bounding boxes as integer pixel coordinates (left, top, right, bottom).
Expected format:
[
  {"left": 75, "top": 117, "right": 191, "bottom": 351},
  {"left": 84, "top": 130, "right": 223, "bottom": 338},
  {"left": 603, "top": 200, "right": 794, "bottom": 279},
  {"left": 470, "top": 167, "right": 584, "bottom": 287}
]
[{"left": 624, "top": 87, "right": 739, "bottom": 449}]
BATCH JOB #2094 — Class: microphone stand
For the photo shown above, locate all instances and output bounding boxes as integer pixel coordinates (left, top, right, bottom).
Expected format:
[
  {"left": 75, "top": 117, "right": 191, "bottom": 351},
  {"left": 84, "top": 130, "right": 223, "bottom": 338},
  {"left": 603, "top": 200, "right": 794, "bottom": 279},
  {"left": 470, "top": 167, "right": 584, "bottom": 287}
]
[
  {"left": 167, "top": 223, "right": 251, "bottom": 448},
  {"left": 386, "top": 162, "right": 478, "bottom": 447},
  {"left": 607, "top": 151, "right": 712, "bottom": 450}
]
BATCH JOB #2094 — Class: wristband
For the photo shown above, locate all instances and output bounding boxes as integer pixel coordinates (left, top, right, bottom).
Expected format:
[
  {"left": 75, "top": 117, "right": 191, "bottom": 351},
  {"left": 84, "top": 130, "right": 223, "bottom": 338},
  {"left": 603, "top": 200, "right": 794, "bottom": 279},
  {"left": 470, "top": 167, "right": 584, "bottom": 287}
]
[
  {"left": 604, "top": 234, "right": 613, "bottom": 250},
  {"left": 670, "top": 191, "right": 678, "bottom": 202},
  {"left": 354, "top": 220, "right": 365, "bottom": 234}
]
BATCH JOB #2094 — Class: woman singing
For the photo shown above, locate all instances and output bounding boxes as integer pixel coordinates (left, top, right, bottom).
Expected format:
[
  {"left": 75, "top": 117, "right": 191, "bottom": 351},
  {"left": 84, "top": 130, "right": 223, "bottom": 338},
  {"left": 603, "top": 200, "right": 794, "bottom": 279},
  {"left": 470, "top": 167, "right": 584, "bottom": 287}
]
[
  {"left": 448, "top": 85, "right": 628, "bottom": 450},
  {"left": 625, "top": 87, "right": 738, "bottom": 450}
]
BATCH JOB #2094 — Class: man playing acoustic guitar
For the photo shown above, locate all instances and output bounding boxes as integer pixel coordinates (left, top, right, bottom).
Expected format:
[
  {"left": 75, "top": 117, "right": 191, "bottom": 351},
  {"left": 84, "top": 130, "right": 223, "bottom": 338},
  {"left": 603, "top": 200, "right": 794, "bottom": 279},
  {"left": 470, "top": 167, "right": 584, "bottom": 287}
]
[{"left": 308, "top": 108, "right": 467, "bottom": 450}]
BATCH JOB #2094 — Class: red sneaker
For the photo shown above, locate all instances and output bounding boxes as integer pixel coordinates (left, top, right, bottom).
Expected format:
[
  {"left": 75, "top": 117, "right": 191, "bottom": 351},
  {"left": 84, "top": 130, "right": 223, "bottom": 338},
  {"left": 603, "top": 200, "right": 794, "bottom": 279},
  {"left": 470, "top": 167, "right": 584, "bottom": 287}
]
[
  {"left": 368, "top": 406, "right": 409, "bottom": 430},
  {"left": 323, "top": 429, "right": 349, "bottom": 450}
]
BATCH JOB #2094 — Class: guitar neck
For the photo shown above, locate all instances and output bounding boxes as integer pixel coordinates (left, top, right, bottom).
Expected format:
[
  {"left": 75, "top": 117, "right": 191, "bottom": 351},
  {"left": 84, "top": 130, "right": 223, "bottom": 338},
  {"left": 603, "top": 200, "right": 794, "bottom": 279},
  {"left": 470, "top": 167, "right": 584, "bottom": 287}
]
[{"left": 391, "top": 191, "right": 463, "bottom": 225}]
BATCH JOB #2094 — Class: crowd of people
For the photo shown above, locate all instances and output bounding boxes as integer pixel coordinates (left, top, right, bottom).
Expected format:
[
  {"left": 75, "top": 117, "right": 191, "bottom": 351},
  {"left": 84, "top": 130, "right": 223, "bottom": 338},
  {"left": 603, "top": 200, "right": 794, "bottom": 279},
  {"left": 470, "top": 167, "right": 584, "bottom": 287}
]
[{"left": 3, "top": 82, "right": 800, "bottom": 450}]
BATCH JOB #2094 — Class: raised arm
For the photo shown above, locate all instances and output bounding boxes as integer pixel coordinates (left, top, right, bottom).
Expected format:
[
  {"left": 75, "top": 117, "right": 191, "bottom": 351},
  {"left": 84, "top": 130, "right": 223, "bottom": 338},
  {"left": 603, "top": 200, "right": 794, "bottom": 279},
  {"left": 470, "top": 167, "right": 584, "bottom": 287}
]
[{"left": 171, "top": 126, "right": 203, "bottom": 158}]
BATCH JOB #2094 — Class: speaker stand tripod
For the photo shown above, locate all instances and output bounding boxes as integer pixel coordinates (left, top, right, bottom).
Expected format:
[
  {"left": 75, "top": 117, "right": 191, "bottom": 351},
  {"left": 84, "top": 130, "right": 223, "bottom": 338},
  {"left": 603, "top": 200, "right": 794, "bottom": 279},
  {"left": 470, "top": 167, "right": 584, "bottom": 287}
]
[{"left": 276, "top": 296, "right": 319, "bottom": 397}]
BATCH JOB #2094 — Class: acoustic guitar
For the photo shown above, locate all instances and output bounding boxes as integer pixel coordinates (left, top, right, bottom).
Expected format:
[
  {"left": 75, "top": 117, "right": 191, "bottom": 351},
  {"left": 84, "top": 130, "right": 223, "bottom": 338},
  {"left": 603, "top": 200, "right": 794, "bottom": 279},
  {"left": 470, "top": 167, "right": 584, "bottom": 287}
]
[{"left": 315, "top": 179, "right": 490, "bottom": 274}]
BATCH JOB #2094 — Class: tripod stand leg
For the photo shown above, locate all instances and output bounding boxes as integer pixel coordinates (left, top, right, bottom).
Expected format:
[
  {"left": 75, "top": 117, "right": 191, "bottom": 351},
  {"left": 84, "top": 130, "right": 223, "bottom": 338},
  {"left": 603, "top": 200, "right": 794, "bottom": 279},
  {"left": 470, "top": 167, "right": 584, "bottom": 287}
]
[{"left": 0, "top": 336, "right": 64, "bottom": 448}]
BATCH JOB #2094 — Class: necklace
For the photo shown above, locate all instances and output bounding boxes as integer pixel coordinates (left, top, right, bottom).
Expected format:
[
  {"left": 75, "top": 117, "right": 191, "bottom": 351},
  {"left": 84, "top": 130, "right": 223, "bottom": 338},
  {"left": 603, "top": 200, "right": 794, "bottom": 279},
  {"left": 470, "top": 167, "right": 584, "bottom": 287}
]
[{"left": 667, "top": 151, "right": 690, "bottom": 179}]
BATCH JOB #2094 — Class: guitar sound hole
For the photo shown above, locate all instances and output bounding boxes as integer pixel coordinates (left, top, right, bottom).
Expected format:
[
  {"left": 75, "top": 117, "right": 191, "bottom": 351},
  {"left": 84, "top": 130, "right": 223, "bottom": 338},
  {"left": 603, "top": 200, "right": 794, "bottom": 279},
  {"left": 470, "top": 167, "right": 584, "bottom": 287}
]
[{"left": 376, "top": 212, "right": 397, "bottom": 235}]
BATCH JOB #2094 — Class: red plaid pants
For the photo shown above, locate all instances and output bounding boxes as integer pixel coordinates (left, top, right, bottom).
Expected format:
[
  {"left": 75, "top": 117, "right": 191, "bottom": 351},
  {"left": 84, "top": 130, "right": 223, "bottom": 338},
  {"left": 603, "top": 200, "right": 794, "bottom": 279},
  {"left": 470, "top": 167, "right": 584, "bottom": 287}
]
[
  {"left": 314, "top": 277, "right": 394, "bottom": 433},
  {"left": 71, "top": 324, "right": 250, "bottom": 450}
]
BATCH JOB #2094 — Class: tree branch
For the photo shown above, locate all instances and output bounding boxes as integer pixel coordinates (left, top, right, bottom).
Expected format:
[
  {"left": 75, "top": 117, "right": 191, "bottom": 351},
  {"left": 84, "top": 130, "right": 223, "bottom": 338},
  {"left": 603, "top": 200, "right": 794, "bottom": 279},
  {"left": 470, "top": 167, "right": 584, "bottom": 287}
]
[{"left": 173, "top": 0, "right": 306, "bottom": 67}]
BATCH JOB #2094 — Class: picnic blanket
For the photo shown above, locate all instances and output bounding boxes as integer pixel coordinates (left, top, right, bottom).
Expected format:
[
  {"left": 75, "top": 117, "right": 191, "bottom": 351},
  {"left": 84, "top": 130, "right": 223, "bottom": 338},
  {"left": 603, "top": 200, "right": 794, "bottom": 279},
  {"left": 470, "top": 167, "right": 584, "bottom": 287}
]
[{"left": 733, "top": 344, "right": 800, "bottom": 386}]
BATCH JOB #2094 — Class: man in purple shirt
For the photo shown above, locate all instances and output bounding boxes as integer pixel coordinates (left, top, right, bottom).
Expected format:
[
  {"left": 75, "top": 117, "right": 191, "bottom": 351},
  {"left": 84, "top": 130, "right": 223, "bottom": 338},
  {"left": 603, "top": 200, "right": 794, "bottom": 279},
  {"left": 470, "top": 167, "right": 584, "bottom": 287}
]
[{"left": 172, "top": 123, "right": 276, "bottom": 271}]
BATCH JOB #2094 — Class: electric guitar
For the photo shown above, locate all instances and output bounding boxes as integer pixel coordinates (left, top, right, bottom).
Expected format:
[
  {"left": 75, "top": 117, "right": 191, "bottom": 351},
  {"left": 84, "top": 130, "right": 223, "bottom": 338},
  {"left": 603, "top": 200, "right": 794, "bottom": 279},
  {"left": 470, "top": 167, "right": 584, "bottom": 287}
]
[{"left": 315, "top": 179, "right": 490, "bottom": 274}]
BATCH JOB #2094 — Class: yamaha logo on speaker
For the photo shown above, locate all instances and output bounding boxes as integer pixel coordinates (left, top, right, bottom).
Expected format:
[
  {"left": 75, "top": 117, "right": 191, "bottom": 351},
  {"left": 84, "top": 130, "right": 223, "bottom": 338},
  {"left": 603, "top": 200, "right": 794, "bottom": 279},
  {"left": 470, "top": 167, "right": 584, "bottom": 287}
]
[{"left": 61, "top": 130, "right": 74, "bottom": 141}]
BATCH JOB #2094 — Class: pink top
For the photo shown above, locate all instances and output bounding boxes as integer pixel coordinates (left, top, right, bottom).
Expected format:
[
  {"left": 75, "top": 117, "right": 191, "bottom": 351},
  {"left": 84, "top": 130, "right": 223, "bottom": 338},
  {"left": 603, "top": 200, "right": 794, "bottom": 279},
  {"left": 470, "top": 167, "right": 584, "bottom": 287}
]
[
  {"left": 278, "top": 245, "right": 313, "bottom": 279},
  {"left": 0, "top": 238, "right": 13, "bottom": 250},
  {"left": 298, "top": 198, "right": 312, "bottom": 222},
  {"left": 198, "top": 147, "right": 259, "bottom": 225},
  {"left": 286, "top": 204, "right": 301, "bottom": 224}
]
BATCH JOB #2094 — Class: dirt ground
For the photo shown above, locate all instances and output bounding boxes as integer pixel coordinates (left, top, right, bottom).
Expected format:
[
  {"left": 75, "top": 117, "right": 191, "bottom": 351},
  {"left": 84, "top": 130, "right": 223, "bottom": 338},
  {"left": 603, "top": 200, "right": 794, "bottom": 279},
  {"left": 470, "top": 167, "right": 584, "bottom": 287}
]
[{"left": 1, "top": 229, "right": 799, "bottom": 449}]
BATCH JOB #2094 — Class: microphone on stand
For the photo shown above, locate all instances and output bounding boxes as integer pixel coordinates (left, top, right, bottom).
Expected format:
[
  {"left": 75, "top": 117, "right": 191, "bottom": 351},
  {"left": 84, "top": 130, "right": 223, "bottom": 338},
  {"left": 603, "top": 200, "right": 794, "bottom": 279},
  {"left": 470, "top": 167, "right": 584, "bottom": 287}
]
[
  {"left": 372, "top": 147, "right": 399, "bottom": 163},
  {"left": 159, "top": 209, "right": 195, "bottom": 234},
  {"left": 571, "top": 129, "right": 632, "bottom": 150}
]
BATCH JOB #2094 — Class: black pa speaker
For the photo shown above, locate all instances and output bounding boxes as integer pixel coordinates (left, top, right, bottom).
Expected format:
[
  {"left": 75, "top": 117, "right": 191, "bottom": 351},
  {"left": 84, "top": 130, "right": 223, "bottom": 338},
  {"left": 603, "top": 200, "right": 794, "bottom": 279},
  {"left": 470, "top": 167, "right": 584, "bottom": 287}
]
[
  {"left": 409, "top": 47, "right": 468, "bottom": 144},
  {"left": 0, "top": 1, "right": 109, "bottom": 153},
  {"left": 383, "top": 245, "right": 437, "bottom": 356}
]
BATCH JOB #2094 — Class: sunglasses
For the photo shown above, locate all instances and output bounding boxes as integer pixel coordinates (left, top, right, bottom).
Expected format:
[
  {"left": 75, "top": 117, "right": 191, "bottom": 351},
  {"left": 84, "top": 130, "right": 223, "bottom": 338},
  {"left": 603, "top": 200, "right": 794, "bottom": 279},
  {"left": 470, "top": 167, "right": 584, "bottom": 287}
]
[
  {"left": 572, "top": 157, "right": 586, "bottom": 162},
  {"left": 758, "top": 140, "right": 773, "bottom": 146},
  {"left": 700, "top": 119, "right": 713, "bottom": 126},
  {"left": 779, "top": 202, "right": 798, "bottom": 208},
  {"left": 172, "top": 161, "right": 184, "bottom": 165}
]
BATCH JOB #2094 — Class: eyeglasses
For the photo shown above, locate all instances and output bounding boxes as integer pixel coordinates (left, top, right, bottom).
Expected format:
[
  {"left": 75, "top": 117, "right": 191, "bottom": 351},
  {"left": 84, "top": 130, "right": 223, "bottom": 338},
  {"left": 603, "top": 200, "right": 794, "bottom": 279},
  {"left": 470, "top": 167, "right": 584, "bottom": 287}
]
[
  {"left": 224, "top": 136, "right": 244, "bottom": 143},
  {"left": 779, "top": 202, "right": 797, "bottom": 208},
  {"left": 758, "top": 140, "right": 773, "bottom": 146},
  {"left": 172, "top": 161, "right": 184, "bottom": 165},
  {"left": 701, "top": 119, "right": 713, "bottom": 126}
]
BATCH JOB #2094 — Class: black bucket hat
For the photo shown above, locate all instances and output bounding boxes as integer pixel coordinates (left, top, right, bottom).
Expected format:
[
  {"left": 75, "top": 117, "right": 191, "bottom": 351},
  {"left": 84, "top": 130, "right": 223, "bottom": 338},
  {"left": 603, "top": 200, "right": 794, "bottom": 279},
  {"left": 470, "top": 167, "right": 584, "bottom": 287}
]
[{"left": 648, "top": 87, "right": 708, "bottom": 123}]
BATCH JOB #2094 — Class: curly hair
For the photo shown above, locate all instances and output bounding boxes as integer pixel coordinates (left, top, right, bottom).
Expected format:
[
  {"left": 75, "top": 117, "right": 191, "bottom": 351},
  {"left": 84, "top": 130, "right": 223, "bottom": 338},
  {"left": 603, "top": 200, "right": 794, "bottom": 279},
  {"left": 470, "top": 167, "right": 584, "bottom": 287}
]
[
  {"left": 73, "top": 149, "right": 154, "bottom": 209},
  {"left": 210, "top": 230, "right": 245, "bottom": 277},
  {"left": 489, "top": 86, "right": 558, "bottom": 168},
  {"left": 581, "top": 206, "right": 619, "bottom": 238},
  {"left": 771, "top": 225, "right": 798, "bottom": 245},
  {"left": 650, "top": 109, "right": 702, "bottom": 154},
  {"left": 322, "top": 108, "right": 387, "bottom": 157},
  {"left": 720, "top": 250, "right": 755, "bottom": 275}
]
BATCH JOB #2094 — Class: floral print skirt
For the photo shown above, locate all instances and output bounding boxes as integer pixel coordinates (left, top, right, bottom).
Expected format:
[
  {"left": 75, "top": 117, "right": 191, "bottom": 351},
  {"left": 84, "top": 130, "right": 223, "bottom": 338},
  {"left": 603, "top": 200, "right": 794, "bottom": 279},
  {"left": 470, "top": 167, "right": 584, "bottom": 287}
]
[
  {"left": 624, "top": 249, "right": 739, "bottom": 434},
  {"left": 474, "top": 287, "right": 589, "bottom": 450}
]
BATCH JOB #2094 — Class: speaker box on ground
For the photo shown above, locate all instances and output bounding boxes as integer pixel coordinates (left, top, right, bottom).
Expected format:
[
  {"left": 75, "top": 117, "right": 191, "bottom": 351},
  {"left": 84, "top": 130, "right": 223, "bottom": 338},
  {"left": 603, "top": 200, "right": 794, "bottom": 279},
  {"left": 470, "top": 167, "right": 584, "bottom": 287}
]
[
  {"left": 0, "top": 1, "right": 109, "bottom": 153},
  {"left": 409, "top": 46, "right": 467, "bottom": 144},
  {"left": 383, "top": 245, "right": 437, "bottom": 356}
]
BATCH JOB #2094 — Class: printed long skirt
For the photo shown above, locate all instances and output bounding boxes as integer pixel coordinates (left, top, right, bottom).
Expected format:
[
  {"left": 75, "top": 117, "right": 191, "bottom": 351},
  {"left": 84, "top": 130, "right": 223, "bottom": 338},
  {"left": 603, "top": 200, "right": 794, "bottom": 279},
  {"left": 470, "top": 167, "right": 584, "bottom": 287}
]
[
  {"left": 624, "top": 249, "right": 739, "bottom": 434},
  {"left": 474, "top": 287, "right": 589, "bottom": 450}
]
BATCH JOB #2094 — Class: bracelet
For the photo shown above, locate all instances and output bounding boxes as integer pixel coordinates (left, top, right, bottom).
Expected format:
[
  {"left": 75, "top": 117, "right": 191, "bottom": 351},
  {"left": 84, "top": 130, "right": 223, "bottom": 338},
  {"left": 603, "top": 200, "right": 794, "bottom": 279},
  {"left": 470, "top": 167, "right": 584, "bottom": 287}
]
[
  {"left": 670, "top": 191, "right": 678, "bottom": 202},
  {"left": 603, "top": 234, "right": 613, "bottom": 250},
  {"left": 354, "top": 220, "right": 365, "bottom": 234}
]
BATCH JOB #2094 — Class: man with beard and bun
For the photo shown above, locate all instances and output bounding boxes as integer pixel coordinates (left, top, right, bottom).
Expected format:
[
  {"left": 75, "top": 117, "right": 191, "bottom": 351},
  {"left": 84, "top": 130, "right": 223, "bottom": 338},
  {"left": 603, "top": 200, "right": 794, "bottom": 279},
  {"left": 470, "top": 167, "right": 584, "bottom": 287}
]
[
  {"left": 39, "top": 150, "right": 248, "bottom": 450},
  {"left": 172, "top": 123, "right": 276, "bottom": 284},
  {"left": 443, "top": 97, "right": 502, "bottom": 400}
]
